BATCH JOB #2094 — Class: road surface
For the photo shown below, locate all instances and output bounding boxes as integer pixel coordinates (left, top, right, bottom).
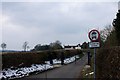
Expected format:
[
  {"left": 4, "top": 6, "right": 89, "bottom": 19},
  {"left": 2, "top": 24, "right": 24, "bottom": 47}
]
[{"left": 17, "top": 54, "right": 88, "bottom": 80}]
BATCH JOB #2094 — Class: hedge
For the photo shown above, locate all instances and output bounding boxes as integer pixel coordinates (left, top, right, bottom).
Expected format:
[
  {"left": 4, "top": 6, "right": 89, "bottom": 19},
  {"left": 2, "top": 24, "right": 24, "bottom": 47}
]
[
  {"left": 2, "top": 49, "right": 82, "bottom": 69},
  {"left": 96, "top": 46, "right": 120, "bottom": 79}
]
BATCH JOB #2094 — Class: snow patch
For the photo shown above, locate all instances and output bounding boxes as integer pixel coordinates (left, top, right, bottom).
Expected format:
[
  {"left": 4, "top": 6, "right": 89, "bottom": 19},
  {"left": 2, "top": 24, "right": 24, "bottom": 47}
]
[{"left": 85, "top": 72, "right": 94, "bottom": 76}]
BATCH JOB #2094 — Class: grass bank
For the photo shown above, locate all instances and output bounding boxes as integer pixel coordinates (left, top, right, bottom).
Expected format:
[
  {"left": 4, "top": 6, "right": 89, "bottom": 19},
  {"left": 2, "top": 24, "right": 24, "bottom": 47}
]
[{"left": 79, "top": 46, "right": 120, "bottom": 79}]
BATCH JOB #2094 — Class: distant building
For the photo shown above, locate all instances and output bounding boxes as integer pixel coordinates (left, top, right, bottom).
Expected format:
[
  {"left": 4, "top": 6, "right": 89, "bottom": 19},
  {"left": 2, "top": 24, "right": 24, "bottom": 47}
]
[
  {"left": 118, "top": 1, "right": 120, "bottom": 10},
  {"left": 64, "top": 44, "right": 81, "bottom": 50}
]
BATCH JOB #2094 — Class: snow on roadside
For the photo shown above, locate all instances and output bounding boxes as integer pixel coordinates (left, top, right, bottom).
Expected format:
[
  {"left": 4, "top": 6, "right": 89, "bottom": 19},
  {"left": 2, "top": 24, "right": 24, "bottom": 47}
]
[
  {"left": 64, "top": 55, "right": 79, "bottom": 64},
  {"left": 45, "top": 55, "right": 79, "bottom": 65},
  {"left": 85, "top": 72, "right": 94, "bottom": 76},
  {"left": 1, "top": 55, "right": 80, "bottom": 80},
  {"left": 1, "top": 64, "right": 54, "bottom": 80}
]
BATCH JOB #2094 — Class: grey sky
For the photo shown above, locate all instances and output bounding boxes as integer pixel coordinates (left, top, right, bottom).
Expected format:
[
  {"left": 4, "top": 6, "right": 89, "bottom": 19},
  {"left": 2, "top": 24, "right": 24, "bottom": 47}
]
[{"left": 1, "top": 1, "right": 119, "bottom": 50}]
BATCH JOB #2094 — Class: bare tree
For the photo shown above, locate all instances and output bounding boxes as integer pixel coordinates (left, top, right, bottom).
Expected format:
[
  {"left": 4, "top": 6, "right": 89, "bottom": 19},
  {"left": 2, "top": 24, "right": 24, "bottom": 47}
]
[
  {"left": 22, "top": 41, "right": 29, "bottom": 51},
  {"left": 100, "top": 25, "right": 113, "bottom": 42},
  {"left": 27, "top": 46, "right": 30, "bottom": 51},
  {"left": 50, "top": 40, "right": 62, "bottom": 50},
  {"left": 1, "top": 43, "right": 7, "bottom": 52}
]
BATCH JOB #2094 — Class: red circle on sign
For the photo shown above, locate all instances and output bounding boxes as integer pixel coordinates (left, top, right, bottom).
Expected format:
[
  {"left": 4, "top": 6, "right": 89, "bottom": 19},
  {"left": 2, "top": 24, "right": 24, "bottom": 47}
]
[{"left": 88, "top": 29, "right": 100, "bottom": 42}]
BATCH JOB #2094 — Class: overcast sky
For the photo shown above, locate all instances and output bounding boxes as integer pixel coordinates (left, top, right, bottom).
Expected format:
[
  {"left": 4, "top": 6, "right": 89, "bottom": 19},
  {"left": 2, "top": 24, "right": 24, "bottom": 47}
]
[{"left": 1, "top": 0, "right": 119, "bottom": 50}]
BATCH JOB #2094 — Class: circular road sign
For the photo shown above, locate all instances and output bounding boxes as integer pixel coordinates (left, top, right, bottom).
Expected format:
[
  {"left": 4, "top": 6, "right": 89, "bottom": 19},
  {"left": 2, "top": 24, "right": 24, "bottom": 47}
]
[{"left": 88, "top": 29, "right": 100, "bottom": 42}]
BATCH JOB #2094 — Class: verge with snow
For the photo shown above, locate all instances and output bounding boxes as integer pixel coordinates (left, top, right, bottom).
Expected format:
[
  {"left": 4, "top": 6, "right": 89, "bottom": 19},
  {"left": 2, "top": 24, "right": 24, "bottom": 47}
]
[{"left": 1, "top": 55, "right": 80, "bottom": 79}]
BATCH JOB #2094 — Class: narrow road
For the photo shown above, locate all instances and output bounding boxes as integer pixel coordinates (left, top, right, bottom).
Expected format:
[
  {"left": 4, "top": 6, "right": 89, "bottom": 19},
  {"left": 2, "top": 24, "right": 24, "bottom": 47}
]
[{"left": 17, "top": 54, "right": 88, "bottom": 80}]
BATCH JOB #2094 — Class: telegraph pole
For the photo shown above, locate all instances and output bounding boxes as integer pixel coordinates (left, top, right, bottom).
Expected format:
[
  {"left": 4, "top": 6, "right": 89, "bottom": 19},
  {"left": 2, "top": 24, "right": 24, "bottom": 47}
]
[{"left": 118, "top": 1, "right": 120, "bottom": 10}]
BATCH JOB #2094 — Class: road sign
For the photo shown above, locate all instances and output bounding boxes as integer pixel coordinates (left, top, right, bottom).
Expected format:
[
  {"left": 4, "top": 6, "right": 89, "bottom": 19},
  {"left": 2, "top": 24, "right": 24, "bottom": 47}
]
[
  {"left": 88, "top": 29, "right": 100, "bottom": 80},
  {"left": 89, "top": 42, "right": 100, "bottom": 48},
  {"left": 88, "top": 29, "right": 100, "bottom": 42}
]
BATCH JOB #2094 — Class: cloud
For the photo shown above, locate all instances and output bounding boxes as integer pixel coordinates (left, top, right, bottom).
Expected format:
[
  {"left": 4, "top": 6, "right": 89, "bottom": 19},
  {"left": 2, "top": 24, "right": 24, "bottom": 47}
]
[
  {"left": 1, "top": 0, "right": 120, "bottom": 2},
  {"left": 1, "top": 2, "right": 118, "bottom": 50}
]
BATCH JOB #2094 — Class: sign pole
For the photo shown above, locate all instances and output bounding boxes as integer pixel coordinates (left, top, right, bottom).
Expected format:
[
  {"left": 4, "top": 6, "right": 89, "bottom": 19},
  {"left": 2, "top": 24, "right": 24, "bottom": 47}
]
[{"left": 94, "top": 48, "right": 96, "bottom": 80}]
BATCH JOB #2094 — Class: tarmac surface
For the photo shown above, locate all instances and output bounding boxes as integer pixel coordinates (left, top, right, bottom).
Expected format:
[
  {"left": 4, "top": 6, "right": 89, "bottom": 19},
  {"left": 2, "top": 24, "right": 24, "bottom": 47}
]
[{"left": 17, "top": 54, "right": 88, "bottom": 80}]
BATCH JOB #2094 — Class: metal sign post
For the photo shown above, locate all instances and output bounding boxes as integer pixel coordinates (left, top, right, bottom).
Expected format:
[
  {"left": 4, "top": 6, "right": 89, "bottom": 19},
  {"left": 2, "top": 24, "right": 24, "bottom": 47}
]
[
  {"left": 94, "top": 48, "right": 96, "bottom": 80},
  {"left": 88, "top": 29, "right": 100, "bottom": 80}
]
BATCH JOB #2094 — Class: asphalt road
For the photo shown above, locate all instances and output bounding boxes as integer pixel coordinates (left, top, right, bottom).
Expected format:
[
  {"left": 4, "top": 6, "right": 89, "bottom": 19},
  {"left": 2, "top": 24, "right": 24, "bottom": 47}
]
[{"left": 17, "top": 54, "right": 88, "bottom": 80}]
